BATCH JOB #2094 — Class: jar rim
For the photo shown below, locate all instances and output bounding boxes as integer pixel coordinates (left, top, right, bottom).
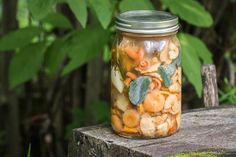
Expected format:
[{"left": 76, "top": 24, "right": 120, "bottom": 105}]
[{"left": 115, "top": 10, "right": 179, "bottom": 34}]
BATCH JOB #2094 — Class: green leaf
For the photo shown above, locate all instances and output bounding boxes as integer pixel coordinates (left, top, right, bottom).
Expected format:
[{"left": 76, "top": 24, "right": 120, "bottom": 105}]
[
  {"left": 161, "top": 0, "right": 213, "bottom": 27},
  {"left": 9, "top": 43, "right": 46, "bottom": 89},
  {"left": 89, "top": 101, "right": 110, "bottom": 123},
  {"left": 181, "top": 33, "right": 213, "bottom": 64},
  {"left": 88, "top": 0, "right": 113, "bottom": 29},
  {"left": 128, "top": 76, "right": 151, "bottom": 105},
  {"left": 119, "top": 0, "right": 154, "bottom": 12},
  {"left": 158, "top": 54, "right": 181, "bottom": 87},
  {"left": 179, "top": 33, "right": 202, "bottom": 97},
  {"left": 28, "top": 0, "right": 57, "bottom": 20},
  {"left": 103, "top": 45, "right": 111, "bottom": 63},
  {"left": 67, "top": 0, "right": 87, "bottom": 28},
  {"left": 159, "top": 64, "right": 176, "bottom": 87},
  {"left": 0, "top": 27, "right": 42, "bottom": 51},
  {"left": 62, "top": 26, "right": 109, "bottom": 75},
  {"left": 45, "top": 38, "right": 67, "bottom": 74},
  {"left": 41, "top": 12, "right": 73, "bottom": 29}
]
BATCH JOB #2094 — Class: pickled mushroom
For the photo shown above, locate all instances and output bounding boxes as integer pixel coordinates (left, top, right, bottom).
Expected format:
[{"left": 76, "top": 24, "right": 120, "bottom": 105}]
[
  {"left": 154, "top": 114, "right": 168, "bottom": 125},
  {"left": 171, "top": 69, "right": 178, "bottom": 83},
  {"left": 143, "top": 90, "right": 165, "bottom": 113},
  {"left": 171, "top": 101, "right": 181, "bottom": 115},
  {"left": 115, "top": 93, "right": 131, "bottom": 112},
  {"left": 123, "top": 126, "right": 138, "bottom": 133},
  {"left": 137, "top": 103, "right": 145, "bottom": 114},
  {"left": 112, "top": 115, "right": 123, "bottom": 131},
  {"left": 124, "top": 77, "right": 132, "bottom": 87},
  {"left": 164, "top": 94, "right": 178, "bottom": 112},
  {"left": 124, "top": 45, "right": 144, "bottom": 63},
  {"left": 169, "top": 82, "right": 181, "bottom": 93},
  {"left": 176, "top": 113, "right": 181, "bottom": 129},
  {"left": 111, "top": 67, "right": 124, "bottom": 93},
  {"left": 140, "top": 62, "right": 161, "bottom": 74},
  {"left": 177, "top": 67, "right": 182, "bottom": 84},
  {"left": 149, "top": 78, "right": 162, "bottom": 90},
  {"left": 126, "top": 72, "right": 138, "bottom": 80},
  {"left": 168, "top": 118, "right": 177, "bottom": 134},
  {"left": 169, "top": 42, "right": 177, "bottom": 51},
  {"left": 143, "top": 72, "right": 162, "bottom": 81},
  {"left": 168, "top": 50, "right": 179, "bottom": 60},
  {"left": 140, "top": 114, "right": 156, "bottom": 137},
  {"left": 138, "top": 59, "right": 150, "bottom": 70},
  {"left": 156, "top": 122, "right": 168, "bottom": 136},
  {"left": 122, "top": 109, "right": 140, "bottom": 128}
]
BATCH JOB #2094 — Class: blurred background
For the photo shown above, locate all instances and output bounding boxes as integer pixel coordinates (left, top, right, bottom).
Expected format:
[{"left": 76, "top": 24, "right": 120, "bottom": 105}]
[{"left": 0, "top": 0, "right": 235, "bottom": 157}]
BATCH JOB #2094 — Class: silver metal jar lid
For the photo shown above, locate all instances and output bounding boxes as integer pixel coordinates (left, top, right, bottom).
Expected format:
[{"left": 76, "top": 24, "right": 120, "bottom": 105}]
[{"left": 115, "top": 10, "right": 179, "bottom": 34}]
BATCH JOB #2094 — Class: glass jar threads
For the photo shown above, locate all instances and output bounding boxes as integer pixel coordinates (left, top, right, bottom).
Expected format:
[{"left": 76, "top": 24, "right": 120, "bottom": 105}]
[{"left": 111, "top": 10, "right": 181, "bottom": 138}]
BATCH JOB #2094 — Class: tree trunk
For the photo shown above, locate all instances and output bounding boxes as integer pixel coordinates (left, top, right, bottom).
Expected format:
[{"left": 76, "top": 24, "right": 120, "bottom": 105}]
[
  {"left": 85, "top": 55, "right": 103, "bottom": 124},
  {"left": 0, "top": 0, "right": 21, "bottom": 156}
]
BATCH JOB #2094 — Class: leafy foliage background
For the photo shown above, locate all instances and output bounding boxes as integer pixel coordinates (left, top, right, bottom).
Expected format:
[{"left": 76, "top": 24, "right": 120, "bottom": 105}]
[{"left": 0, "top": 0, "right": 235, "bottom": 157}]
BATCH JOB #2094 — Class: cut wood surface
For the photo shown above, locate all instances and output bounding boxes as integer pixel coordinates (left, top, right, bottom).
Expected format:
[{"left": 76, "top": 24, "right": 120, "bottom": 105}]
[{"left": 68, "top": 106, "right": 236, "bottom": 157}]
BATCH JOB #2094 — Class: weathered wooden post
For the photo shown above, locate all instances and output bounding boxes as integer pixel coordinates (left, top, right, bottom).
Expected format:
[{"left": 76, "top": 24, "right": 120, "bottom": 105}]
[
  {"left": 68, "top": 107, "right": 236, "bottom": 157},
  {"left": 201, "top": 64, "right": 219, "bottom": 107}
]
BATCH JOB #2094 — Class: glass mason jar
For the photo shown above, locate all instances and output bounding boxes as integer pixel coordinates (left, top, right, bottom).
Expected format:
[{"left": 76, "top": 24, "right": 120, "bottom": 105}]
[{"left": 111, "top": 10, "right": 181, "bottom": 138}]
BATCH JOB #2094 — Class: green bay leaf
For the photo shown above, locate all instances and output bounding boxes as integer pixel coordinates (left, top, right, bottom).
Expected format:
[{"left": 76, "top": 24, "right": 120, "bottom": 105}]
[
  {"left": 159, "top": 64, "right": 176, "bottom": 87},
  {"left": 128, "top": 76, "right": 151, "bottom": 105}
]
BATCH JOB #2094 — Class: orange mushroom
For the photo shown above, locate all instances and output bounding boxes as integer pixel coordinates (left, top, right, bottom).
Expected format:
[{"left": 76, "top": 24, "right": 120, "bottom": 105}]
[
  {"left": 156, "top": 122, "right": 168, "bottom": 137},
  {"left": 176, "top": 113, "right": 181, "bottom": 129},
  {"left": 137, "top": 103, "right": 145, "bottom": 114},
  {"left": 138, "top": 59, "right": 150, "bottom": 70},
  {"left": 124, "top": 45, "right": 144, "bottom": 63},
  {"left": 112, "top": 115, "right": 123, "bottom": 132},
  {"left": 126, "top": 72, "right": 138, "bottom": 80},
  {"left": 122, "top": 109, "right": 140, "bottom": 128},
  {"left": 149, "top": 78, "right": 162, "bottom": 90},
  {"left": 154, "top": 114, "right": 168, "bottom": 125},
  {"left": 124, "top": 77, "right": 132, "bottom": 87},
  {"left": 123, "top": 126, "right": 138, "bottom": 133},
  {"left": 143, "top": 90, "right": 165, "bottom": 113}
]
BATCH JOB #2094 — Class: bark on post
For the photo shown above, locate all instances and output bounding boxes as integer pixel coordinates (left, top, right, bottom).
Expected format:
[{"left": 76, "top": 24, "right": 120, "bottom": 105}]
[{"left": 201, "top": 64, "right": 219, "bottom": 107}]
